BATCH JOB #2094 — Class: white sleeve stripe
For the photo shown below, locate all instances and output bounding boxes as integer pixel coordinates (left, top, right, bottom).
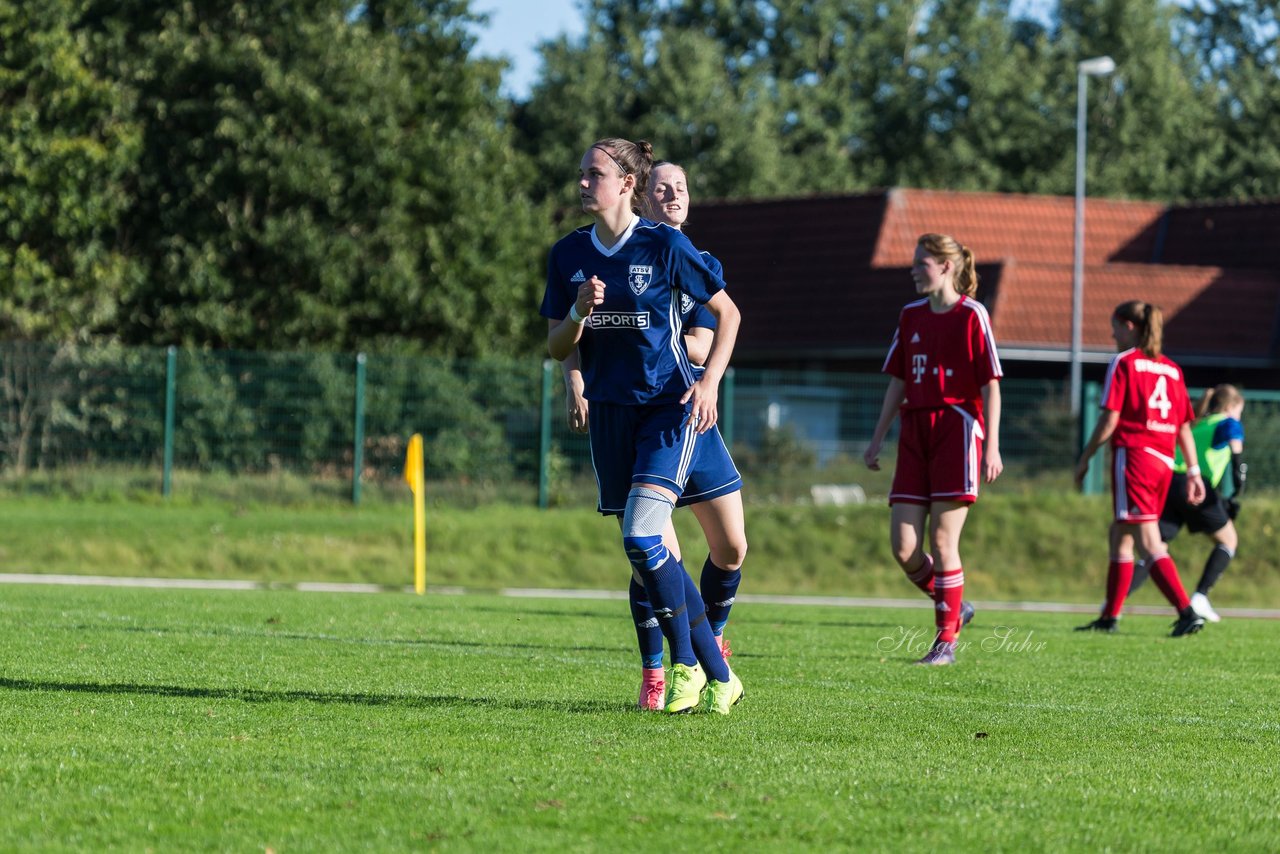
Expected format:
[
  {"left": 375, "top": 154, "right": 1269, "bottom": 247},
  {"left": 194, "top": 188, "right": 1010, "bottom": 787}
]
[
  {"left": 668, "top": 294, "right": 695, "bottom": 387},
  {"left": 882, "top": 328, "right": 901, "bottom": 372},
  {"left": 964, "top": 300, "right": 1002, "bottom": 377},
  {"left": 1100, "top": 351, "right": 1128, "bottom": 403}
]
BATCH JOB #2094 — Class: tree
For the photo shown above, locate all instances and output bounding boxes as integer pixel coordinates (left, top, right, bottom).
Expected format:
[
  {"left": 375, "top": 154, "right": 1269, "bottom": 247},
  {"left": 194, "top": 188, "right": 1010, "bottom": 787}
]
[
  {"left": 1174, "top": 0, "right": 1280, "bottom": 199},
  {"left": 516, "top": 0, "right": 791, "bottom": 204},
  {"left": 81, "top": 0, "right": 553, "bottom": 356},
  {"left": 0, "top": 0, "right": 141, "bottom": 341}
]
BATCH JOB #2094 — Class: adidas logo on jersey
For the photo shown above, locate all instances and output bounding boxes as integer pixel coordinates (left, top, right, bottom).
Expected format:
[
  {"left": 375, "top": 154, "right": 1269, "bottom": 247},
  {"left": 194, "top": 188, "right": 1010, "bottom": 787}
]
[
  {"left": 911, "top": 333, "right": 921, "bottom": 343},
  {"left": 570, "top": 270, "right": 586, "bottom": 283}
]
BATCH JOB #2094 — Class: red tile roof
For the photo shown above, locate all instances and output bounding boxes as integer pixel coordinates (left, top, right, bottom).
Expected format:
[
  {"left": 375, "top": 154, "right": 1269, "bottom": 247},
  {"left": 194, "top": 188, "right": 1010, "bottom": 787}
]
[{"left": 690, "top": 188, "right": 1280, "bottom": 365}]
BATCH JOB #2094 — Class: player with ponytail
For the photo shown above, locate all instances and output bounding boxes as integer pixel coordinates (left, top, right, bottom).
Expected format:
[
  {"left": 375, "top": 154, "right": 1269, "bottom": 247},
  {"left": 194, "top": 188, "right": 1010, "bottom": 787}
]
[
  {"left": 864, "top": 233, "right": 1003, "bottom": 665},
  {"left": 1074, "top": 300, "right": 1208, "bottom": 637},
  {"left": 541, "top": 137, "right": 744, "bottom": 713}
]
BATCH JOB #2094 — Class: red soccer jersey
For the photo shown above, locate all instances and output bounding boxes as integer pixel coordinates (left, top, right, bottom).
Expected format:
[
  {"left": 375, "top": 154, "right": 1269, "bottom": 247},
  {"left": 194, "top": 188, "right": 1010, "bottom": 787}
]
[
  {"left": 882, "top": 296, "right": 1003, "bottom": 422},
  {"left": 1100, "top": 348, "right": 1195, "bottom": 455}
]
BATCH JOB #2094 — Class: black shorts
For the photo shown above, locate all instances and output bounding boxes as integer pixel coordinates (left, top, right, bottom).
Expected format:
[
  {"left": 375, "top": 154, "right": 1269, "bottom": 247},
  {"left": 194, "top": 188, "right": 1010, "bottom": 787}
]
[{"left": 1159, "top": 473, "right": 1231, "bottom": 541}]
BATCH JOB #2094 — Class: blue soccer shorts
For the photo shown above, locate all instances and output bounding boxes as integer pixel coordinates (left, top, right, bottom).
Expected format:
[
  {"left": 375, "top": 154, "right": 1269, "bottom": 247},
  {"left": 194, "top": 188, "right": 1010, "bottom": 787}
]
[
  {"left": 676, "top": 423, "right": 742, "bottom": 509},
  {"left": 588, "top": 400, "right": 741, "bottom": 516}
]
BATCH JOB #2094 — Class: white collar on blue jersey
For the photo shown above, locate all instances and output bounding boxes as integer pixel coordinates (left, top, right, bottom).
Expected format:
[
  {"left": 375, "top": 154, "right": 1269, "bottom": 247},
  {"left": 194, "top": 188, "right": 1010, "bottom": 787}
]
[{"left": 590, "top": 213, "right": 641, "bottom": 257}]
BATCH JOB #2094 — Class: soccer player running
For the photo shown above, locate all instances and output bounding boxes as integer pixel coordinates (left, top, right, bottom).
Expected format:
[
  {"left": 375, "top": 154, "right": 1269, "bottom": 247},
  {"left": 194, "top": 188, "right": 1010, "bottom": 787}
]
[
  {"left": 864, "top": 234, "right": 1003, "bottom": 666},
  {"left": 1128, "top": 384, "right": 1246, "bottom": 623},
  {"left": 1074, "top": 300, "right": 1207, "bottom": 637},
  {"left": 541, "top": 138, "right": 744, "bottom": 714},
  {"left": 559, "top": 160, "right": 747, "bottom": 711}
]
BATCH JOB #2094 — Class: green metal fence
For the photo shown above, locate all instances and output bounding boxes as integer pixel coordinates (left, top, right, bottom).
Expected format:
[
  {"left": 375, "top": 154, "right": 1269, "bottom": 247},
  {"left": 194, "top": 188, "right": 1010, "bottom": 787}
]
[{"left": 2, "top": 342, "right": 1276, "bottom": 505}]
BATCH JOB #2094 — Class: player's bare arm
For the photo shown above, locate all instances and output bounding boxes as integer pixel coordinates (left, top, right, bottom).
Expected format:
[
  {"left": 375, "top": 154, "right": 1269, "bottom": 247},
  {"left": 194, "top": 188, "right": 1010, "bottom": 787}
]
[
  {"left": 684, "top": 326, "right": 713, "bottom": 366},
  {"left": 981, "top": 380, "right": 1003, "bottom": 483},
  {"left": 1075, "top": 409, "right": 1120, "bottom": 489},
  {"left": 1177, "top": 422, "right": 1206, "bottom": 505},
  {"left": 547, "top": 276, "right": 605, "bottom": 361},
  {"left": 864, "top": 377, "right": 906, "bottom": 471},
  {"left": 561, "top": 350, "right": 589, "bottom": 434}
]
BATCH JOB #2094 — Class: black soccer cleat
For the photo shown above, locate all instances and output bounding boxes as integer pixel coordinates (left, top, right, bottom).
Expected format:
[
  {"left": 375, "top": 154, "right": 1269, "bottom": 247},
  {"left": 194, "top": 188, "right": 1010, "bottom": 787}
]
[
  {"left": 1170, "top": 606, "right": 1206, "bottom": 638},
  {"left": 1075, "top": 616, "right": 1117, "bottom": 633}
]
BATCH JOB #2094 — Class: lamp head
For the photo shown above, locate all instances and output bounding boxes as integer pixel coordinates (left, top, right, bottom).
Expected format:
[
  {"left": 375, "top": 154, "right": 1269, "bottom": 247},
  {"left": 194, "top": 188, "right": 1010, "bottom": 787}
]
[{"left": 1078, "top": 56, "right": 1116, "bottom": 76}]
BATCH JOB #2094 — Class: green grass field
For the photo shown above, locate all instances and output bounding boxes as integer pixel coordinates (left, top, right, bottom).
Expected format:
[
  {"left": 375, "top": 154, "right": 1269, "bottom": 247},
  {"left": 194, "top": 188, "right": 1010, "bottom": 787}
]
[
  {"left": 2, "top": 486, "right": 1279, "bottom": 606},
  {"left": 2, "top": 583, "right": 1278, "bottom": 851}
]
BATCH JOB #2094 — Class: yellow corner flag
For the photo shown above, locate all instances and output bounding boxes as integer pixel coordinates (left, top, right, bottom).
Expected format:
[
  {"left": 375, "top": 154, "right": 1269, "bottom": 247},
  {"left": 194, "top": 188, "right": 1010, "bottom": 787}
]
[{"left": 404, "top": 433, "right": 426, "bottom": 594}]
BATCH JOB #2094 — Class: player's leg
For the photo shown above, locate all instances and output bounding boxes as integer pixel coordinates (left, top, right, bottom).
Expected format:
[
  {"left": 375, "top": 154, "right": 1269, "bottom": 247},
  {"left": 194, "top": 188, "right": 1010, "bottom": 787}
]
[
  {"left": 592, "top": 403, "right": 673, "bottom": 707},
  {"left": 888, "top": 410, "right": 936, "bottom": 601},
  {"left": 1121, "top": 455, "right": 1200, "bottom": 634},
  {"left": 917, "top": 407, "right": 981, "bottom": 664},
  {"left": 1138, "top": 519, "right": 1203, "bottom": 635},
  {"left": 1130, "top": 519, "right": 1180, "bottom": 594},
  {"left": 1130, "top": 481, "right": 1184, "bottom": 594},
  {"left": 627, "top": 518, "right": 681, "bottom": 710},
  {"left": 679, "top": 425, "right": 746, "bottom": 654},
  {"left": 689, "top": 492, "right": 747, "bottom": 653},
  {"left": 1078, "top": 519, "right": 1134, "bottom": 632},
  {"left": 628, "top": 406, "right": 730, "bottom": 709},
  {"left": 927, "top": 500, "right": 970, "bottom": 647},
  {"left": 1191, "top": 508, "right": 1236, "bottom": 623},
  {"left": 889, "top": 502, "right": 934, "bottom": 599}
]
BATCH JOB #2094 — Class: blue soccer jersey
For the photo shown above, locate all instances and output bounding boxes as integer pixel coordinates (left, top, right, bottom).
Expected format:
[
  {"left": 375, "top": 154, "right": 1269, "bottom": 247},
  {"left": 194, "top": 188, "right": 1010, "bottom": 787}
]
[
  {"left": 541, "top": 217, "right": 724, "bottom": 405},
  {"left": 680, "top": 250, "right": 721, "bottom": 379},
  {"left": 680, "top": 251, "right": 721, "bottom": 332}
]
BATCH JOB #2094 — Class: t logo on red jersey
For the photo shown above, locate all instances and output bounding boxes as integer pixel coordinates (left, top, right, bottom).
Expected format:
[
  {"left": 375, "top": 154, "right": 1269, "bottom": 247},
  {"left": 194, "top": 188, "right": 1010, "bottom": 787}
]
[{"left": 912, "top": 354, "right": 928, "bottom": 384}]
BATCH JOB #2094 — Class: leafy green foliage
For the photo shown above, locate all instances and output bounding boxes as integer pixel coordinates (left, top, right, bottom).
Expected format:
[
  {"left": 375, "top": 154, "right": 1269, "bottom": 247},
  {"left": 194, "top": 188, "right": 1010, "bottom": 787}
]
[
  {"left": 77, "top": 0, "right": 553, "bottom": 355},
  {"left": 0, "top": 0, "right": 142, "bottom": 340},
  {"left": 1, "top": 0, "right": 1277, "bottom": 355}
]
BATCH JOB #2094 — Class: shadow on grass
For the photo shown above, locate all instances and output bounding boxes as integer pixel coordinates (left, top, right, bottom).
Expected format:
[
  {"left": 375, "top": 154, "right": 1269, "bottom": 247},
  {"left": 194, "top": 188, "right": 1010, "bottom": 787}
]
[
  {"left": 0, "top": 676, "right": 628, "bottom": 715},
  {"left": 67, "top": 623, "right": 622, "bottom": 655}
]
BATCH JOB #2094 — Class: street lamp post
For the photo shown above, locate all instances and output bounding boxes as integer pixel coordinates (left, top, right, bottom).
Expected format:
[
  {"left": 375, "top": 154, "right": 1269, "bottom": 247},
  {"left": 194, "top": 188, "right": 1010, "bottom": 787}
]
[{"left": 1070, "top": 55, "right": 1116, "bottom": 416}]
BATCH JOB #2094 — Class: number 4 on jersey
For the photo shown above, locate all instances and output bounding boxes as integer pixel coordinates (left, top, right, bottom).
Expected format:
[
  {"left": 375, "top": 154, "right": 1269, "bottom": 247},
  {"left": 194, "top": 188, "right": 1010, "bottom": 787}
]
[{"left": 1148, "top": 376, "right": 1172, "bottom": 419}]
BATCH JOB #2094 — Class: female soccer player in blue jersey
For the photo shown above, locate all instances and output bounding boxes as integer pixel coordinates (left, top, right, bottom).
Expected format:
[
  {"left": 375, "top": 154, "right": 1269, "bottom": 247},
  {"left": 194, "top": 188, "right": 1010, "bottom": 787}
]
[
  {"left": 541, "top": 138, "right": 744, "bottom": 714},
  {"left": 640, "top": 162, "right": 747, "bottom": 703},
  {"left": 864, "top": 234, "right": 1003, "bottom": 665},
  {"left": 563, "top": 160, "right": 748, "bottom": 710}
]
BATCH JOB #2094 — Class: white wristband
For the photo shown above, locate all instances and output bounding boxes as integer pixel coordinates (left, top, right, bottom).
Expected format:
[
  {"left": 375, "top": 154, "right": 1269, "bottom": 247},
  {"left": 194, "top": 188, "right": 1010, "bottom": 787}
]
[
  {"left": 1187, "top": 466, "right": 1201, "bottom": 477},
  {"left": 568, "top": 304, "right": 586, "bottom": 325}
]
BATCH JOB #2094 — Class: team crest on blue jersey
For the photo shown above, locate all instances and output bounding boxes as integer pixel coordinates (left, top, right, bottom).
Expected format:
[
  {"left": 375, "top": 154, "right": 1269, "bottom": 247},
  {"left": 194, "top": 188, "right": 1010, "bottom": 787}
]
[
  {"left": 680, "top": 293, "right": 694, "bottom": 316},
  {"left": 628, "top": 265, "right": 653, "bottom": 295}
]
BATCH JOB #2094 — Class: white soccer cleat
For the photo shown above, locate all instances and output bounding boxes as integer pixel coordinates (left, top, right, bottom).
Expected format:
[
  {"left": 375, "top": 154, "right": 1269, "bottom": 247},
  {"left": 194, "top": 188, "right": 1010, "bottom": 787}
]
[{"left": 1190, "top": 592, "right": 1222, "bottom": 623}]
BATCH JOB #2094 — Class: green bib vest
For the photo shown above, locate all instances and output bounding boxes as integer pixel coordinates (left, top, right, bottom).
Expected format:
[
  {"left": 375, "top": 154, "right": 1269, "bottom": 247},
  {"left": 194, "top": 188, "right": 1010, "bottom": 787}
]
[{"left": 1173, "top": 412, "right": 1231, "bottom": 488}]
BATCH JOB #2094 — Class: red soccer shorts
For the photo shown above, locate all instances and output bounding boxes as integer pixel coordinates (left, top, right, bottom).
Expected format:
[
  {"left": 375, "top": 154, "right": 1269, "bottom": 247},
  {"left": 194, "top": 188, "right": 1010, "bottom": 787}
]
[
  {"left": 890, "top": 406, "right": 983, "bottom": 506},
  {"left": 1111, "top": 445, "right": 1174, "bottom": 523}
]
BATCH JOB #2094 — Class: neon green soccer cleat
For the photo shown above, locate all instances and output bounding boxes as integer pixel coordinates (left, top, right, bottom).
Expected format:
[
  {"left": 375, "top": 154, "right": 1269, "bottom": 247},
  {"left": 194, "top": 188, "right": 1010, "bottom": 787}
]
[
  {"left": 702, "top": 669, "right": 745, "bottom": 715},
  {"left": 664, "top": 662, "right": 707, "bottom": 714}
]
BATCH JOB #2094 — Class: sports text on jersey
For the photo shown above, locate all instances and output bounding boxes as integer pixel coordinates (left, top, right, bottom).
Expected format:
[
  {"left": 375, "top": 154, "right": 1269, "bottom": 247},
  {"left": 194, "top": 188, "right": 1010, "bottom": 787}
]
[
  {"left": 588, "top": 312, "right": 650, "bottom": 329},
  {"left": 570, "top": 269, "right": 586, "bottom": 282}
]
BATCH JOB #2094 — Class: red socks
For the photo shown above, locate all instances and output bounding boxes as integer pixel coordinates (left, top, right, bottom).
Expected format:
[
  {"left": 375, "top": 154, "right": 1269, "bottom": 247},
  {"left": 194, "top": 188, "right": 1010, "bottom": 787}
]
[
  {"left": 934, "top": 567, "right": 965, "bottom": 642},
  {"left": 906, "top": 554, "right": 937, "bottom": 601},
  {"left": 1146, "top": 554, "right": 1191, "bottom": 611},
  {"left": 1103, "top": 558, "right": 1134, "bottom": 618}
]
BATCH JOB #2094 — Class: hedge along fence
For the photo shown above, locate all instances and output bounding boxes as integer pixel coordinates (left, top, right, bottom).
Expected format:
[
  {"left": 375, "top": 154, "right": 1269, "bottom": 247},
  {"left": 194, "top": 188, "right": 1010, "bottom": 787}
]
[{"left": 2, "top": 342, "right": 1277, "bottom": 505}]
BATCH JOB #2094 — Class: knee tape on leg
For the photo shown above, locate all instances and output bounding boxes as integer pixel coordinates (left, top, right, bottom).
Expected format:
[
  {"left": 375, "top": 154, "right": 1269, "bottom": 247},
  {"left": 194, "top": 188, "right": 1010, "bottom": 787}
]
[{"left": 622, "top": 487, "right": 675, "bottom": 573}]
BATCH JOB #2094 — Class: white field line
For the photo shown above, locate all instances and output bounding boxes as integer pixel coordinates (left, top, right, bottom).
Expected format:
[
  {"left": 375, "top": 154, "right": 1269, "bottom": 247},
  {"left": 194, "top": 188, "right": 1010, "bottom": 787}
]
[{"left": 2, "top": 572, "right": 1278, "bottom": 620}]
